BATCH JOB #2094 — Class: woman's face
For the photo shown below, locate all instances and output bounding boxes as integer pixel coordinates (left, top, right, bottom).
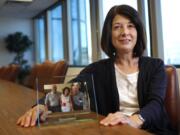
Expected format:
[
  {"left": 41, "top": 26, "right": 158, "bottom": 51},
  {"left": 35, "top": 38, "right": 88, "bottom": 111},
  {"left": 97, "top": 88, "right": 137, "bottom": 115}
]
[
  {"left": 111, "top": 15, "right": 137, "bottom": 55},
  {"left": 64, "top": 89, "right": 70, "bottom": 96}
]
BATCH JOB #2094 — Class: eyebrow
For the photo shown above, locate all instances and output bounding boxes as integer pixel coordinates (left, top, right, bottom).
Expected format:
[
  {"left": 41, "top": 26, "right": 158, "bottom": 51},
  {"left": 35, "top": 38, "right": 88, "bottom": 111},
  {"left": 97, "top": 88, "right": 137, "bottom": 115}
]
[{"left": 112, "top": 21, "right": 134, "bottom": 25}]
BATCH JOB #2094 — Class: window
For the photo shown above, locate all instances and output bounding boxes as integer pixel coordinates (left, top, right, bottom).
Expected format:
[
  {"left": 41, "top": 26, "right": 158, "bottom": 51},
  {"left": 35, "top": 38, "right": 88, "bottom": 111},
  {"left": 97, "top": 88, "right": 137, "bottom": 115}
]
[
  {"left": 35, "top": 3, "right": 65, "bottom": 63},
  {"left": 144, "top": 0, "right": 151, "bottom": 56},
  {"left": 50, "top": 5, "right": 64, "bottom": 61},
  {"left": 34, "top": 16, "right": 46, "bottom": 63},
  {"left": 161, "top": 0, "right": 180, "bottom": 65},
  {"left": 69, "top": 0, "right": 91, "bottom": 65},
  {"left": 101, "top": 0, "right": 138, "bottom": 20},
  {"left": 34, "top": 1, "right": 92, "bottom": 66}
]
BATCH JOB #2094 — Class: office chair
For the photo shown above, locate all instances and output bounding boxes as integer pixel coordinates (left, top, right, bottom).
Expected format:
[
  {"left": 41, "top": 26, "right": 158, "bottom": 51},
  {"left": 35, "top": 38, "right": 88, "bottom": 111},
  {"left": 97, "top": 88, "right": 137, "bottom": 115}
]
[
  {"left": 164, "top": 65, "right": 180, "bottom": 133},
  {"left": 25, "top": 60, "right": 68, "bottom": 91},
  {"left": 0, "top": 64, "right": 20, "bottom": 82}
]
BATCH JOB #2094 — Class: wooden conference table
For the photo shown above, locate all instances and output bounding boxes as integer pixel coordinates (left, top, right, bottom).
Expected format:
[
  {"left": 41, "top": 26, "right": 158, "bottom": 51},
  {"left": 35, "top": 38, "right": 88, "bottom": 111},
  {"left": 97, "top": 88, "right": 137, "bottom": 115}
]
[{"left": 0, "top": 79, "right": 152, "bottom": 135}]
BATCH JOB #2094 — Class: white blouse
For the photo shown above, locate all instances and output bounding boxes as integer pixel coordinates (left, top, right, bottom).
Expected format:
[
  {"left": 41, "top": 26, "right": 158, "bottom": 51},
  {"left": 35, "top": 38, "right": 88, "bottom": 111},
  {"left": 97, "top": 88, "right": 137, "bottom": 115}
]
[
  {"left": 61, "top": 94, "right": 71, "bottom": 112},
  {"left": 114, "top": 64, "right": 140, "bottom": 116}
]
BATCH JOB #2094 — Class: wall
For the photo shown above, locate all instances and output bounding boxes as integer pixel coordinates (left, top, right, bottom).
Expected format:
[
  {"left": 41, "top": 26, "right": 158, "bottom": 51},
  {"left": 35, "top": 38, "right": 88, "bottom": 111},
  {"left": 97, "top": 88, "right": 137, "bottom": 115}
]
[
  {"left": 64, "top": 67, "right": 84, "bottom": 83},
  {"left": 0, "top": 17, "right": 34, "bottom": 66}
]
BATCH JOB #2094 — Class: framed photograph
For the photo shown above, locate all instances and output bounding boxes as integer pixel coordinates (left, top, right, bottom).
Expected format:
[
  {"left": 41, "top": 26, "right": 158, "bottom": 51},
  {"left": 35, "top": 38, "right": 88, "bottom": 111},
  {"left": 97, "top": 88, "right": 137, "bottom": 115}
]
[{"left": 35, "top": 74, "right": 98, "bottom": 127}]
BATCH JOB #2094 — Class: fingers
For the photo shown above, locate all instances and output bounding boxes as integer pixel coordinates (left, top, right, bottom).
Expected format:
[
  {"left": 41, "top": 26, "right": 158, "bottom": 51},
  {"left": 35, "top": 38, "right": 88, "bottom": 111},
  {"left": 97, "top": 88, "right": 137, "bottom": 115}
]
[
  {"left": 16, "top": 109, "right": 35, "bottom": 127},
  {"left": 16, "top": 116, "right": 23, "bottom": 125},
  {"left": 100, "top": 112, "right": 129, "bottom": 126},
  {"left": 17, "top": 105, "right": 47, "bottom": 127},
  {"left": 16, "top": 108, "right": 37, "bottom": 127},
  {"left": 100, "top": 113, "right": 113, "bottom": 126},
  {"left": 30, "top": 110, "right": 37, "bottom": 127},
  {"left": 24, "top": 111, "right": 33, "bottom": 127},
  {"left": 16, "top": 115, "right": 25, "bottom": 126}
]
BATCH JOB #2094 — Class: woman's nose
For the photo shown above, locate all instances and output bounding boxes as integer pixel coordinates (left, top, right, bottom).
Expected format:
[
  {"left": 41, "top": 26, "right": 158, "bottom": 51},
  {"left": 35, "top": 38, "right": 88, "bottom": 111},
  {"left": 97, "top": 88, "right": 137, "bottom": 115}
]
[{"left": 120, "top": 26, "right": 128, "bottom": 36}]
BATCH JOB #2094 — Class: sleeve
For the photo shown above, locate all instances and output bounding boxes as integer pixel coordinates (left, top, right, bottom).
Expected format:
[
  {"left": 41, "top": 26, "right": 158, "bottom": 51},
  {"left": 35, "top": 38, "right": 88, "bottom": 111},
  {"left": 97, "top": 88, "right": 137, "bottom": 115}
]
[{"left": 139, "top": 59, "right": 167, "bottom": 127}]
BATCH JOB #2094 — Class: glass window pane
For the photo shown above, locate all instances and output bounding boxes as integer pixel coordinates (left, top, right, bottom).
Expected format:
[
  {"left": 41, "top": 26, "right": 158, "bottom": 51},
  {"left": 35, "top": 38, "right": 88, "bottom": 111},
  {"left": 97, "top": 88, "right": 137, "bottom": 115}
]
[
  {"left": 50, "top": 5, "right": 64, "bottom": 62},
  {"left": 72, "top": 20, "right": 80, "bottom": 64},
  {"left": 35, "top": 16, "right": 46, "bottom": 63},
  {"left": 79, "top": 0, "right": 86, "bottom": 21},
  {"left": 80, "top": 22, "right": 88, "bottom": 65},
  {"left": 161, "top": 0, "right": 180, "bottom": 65},
  {"left": 70, "top": 0, "right": 91, "bottom": 65},
  {"left": 144, "top": 0, "right": 151, "bottom": 56},
  {"left": 71, "top": 0, "right": 78, "bottom": 19},
  {"left": 102, "top": 0, "right": 137, "bottom": 20}
]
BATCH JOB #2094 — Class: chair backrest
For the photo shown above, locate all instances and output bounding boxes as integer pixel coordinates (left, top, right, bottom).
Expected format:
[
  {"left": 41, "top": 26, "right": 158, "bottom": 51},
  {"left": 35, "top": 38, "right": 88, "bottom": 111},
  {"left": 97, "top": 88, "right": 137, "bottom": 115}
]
[
  {"left": 24, "top": 60, "right": 68, "bottom": 91},
  {"left": 0, "top": 64, "right": 20, "bottom": 82},
  {"left": 164, "top": 65, "right": 180, "bottom": 132}
]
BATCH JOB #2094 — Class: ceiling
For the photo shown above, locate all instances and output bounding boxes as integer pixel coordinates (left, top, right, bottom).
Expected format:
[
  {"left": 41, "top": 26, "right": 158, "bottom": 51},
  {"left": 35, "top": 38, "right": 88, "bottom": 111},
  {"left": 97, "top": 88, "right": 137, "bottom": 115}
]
[{"left": 0, "top": 0, "right": 59, "bottom": 18}]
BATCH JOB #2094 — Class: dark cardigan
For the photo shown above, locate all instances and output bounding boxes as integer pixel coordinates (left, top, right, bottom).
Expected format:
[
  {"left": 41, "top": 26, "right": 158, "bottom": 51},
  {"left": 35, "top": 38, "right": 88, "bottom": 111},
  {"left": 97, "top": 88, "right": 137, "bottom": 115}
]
[{"left": 78, "top": 56, "right": 176, "bottom": 135}]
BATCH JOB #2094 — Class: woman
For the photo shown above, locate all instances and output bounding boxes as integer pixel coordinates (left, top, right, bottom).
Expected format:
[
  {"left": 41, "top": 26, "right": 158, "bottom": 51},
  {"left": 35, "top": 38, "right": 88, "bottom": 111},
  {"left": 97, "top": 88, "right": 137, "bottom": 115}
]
[
  {"left": 17, "top": 5, "right": 175, "bottom": 134},
  {"left": 60, "top": 87, "right": 72, "bottom": 112}
]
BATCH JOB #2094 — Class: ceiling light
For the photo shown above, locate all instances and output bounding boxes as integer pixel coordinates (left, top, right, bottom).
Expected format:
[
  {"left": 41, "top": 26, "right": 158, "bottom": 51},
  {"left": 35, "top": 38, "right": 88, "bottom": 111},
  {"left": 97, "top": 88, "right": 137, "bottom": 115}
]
[{"left": 6, "top": 0, "right": 33, "bottom": 2}]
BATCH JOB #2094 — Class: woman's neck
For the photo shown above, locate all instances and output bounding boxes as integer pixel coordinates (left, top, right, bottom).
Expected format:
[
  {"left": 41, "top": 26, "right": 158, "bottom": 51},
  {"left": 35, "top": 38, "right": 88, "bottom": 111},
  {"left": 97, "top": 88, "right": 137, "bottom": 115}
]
[{"left": 114, "top": 54, "right": 139, "bottom": 74}]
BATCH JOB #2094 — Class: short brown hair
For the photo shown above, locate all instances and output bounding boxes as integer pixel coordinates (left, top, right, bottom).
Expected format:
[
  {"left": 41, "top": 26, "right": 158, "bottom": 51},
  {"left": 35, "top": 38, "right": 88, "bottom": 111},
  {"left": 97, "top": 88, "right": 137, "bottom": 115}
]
[
  {"left": 101, "top": 5, "right": 146, "bottom": 58},
  {"left": 62, "top": 87, "right": 70, "bottom": 95}
]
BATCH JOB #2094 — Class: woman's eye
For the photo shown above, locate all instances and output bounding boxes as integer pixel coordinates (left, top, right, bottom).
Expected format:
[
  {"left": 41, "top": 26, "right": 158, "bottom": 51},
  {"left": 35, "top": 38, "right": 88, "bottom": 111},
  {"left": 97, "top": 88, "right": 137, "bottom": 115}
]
[
  {"left": 113, "top": 25, "right": 121, "bottom": 30},
  {"left": 128, "top": 24, "right": 135, "bottom": 28}
]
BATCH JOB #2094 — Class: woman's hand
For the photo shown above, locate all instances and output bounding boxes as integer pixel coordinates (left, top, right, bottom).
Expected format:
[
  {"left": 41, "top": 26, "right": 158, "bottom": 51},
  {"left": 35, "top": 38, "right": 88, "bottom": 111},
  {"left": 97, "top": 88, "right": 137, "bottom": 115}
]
[
  {"left": 16, "top": 104, "right": 47, "bottom": 127},
  {"left": 100, "top": 112, "right": 143, "bottom": 128},
  {"left": 100, "top": 112, "right": 129, "bottom": 126}
]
